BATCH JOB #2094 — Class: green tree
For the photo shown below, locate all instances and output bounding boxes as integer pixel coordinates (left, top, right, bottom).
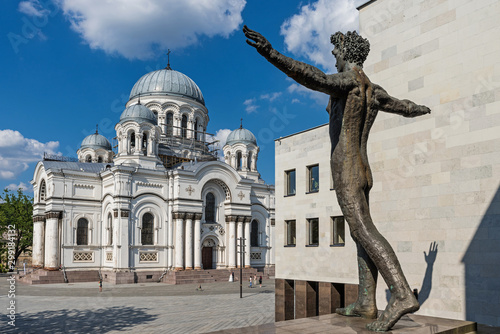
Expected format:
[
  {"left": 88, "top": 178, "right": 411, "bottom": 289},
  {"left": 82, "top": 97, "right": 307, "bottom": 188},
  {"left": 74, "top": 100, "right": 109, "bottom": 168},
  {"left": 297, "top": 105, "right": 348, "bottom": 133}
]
[{"left": 0, "top": 189, "right": 33, "bottom": 272}]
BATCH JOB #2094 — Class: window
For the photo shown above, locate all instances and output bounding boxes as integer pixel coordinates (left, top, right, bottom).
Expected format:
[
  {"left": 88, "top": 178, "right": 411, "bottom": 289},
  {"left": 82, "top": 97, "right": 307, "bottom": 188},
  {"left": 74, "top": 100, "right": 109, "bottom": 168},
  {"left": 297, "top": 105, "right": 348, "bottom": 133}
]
[
  {"left": 142, "top": 133, "right": 148, "bottom": 153},
  {"left": 141, "top": 213, "right": 154, "bottom": 245},
  {"left": 181, "top": 115, "right": 188, "bottom": 138},
  {"left": 130, "top": 132, "right": 135, "bottom": 148},
  {"left": 108, "top": 213, "right": 113, "bottom": 246},
  {"left": 285, "top": 220, "right": 296, "bottom": 246},
  {"left": 98, "top": 156, "right": 103, "bottom": 163},
  {"left": 285, "top": 169, "right": 296, "bottom": 196},
  {"left": 194, "top": 119, "right": 199, "bottom": 140},
  {"left": 166, "top": 113, "right": 173, "bottom": 135},
  {"left": 251, "top": 220, "right": 259, "bottom": 247},
  {"left": 77, "top": 218, "right": 89, "bottom": 245},
  {"left": 307, "top": 218, "right": 319, "bottom": 246},
  {"left": 86, "top": 155, "right": 92, "bottom": 163},
  {"left": 307, "top": 165, "right": 319, "bottom": 193},
  {"left": 247, "top": 152, "right": 252, "bottom": 171},
  {"left": 331, "top": 216, "right": 345, "bottom": 246},
  {"left": 205, "top": 192, "right": 216, "bottom": 223},
  {"left": 39, "top": 180, "right": 46, "bottom": 202},
  {"left": 236, "top": 151, "right": 242, "bottom": 170}
]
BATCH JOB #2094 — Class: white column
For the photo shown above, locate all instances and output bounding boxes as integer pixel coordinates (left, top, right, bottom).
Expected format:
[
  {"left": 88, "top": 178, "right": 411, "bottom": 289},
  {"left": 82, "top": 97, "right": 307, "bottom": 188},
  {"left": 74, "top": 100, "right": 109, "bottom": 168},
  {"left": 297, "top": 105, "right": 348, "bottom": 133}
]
[
  {"left": 168, "top": 216, "right": 174, "bottom": 269},
  {"left": 237, "top": 218, "right": 243, "bottom": 268},
  {"left": 185, "top": 213, "right": 194, "bottom": 270},
  {"left": 116, "top": 209, "right": 130, "bottom": 270},
  {"left": 194, "top": 213, "right": 202, "bottom": 270},
  {"left": 44, "top": 212, "right": 60, "bottom": 270},
  {"left": 269, "top": 218, "right": 275, "bottom": 266},
  {"left": 244, "top": 217, "right": 251, "bottom": 268},
  {"left": 174, "top": 212, "right": 184, "bottom": 270},
  {"left": 242, "top": 153, "right": 248, "bottom": 171},
  {"left": 227, "top": 215, "right": 236, "bottom": 268},
  {"left": 32, "top": 216, "right": 45, "bottom": 268}
]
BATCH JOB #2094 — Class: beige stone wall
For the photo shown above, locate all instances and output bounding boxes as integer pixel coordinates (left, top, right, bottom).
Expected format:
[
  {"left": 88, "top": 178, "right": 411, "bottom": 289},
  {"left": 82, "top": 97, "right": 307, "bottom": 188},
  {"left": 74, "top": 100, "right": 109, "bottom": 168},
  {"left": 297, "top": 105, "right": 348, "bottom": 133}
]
[
  {"left": 275, "top": 125, "right": 358, "bottom": 284},
  {"left": 358, "top": 0, "right": 500, "bottom": 325}
]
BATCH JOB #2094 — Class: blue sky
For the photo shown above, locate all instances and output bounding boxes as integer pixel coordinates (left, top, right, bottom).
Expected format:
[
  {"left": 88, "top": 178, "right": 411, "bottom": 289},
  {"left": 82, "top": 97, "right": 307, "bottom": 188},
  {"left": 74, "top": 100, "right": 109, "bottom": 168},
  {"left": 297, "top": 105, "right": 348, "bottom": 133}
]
[{"left": 0, "top": 0, "right": 364, "bottom": 194}]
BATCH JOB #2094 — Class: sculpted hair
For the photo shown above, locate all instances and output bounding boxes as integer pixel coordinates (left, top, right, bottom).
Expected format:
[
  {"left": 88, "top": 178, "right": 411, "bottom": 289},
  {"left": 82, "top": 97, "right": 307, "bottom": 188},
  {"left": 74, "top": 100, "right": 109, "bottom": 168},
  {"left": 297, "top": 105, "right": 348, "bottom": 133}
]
[{"left": 330, "top": 31, "right": 370, "bottom": 67}]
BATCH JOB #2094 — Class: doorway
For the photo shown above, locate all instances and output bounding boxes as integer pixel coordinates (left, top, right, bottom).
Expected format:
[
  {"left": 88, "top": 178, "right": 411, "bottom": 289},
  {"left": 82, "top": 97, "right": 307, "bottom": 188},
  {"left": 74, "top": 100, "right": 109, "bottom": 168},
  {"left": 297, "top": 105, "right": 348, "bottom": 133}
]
[{"left": 202, "top": 247, "right": 213, "bottom": 269}]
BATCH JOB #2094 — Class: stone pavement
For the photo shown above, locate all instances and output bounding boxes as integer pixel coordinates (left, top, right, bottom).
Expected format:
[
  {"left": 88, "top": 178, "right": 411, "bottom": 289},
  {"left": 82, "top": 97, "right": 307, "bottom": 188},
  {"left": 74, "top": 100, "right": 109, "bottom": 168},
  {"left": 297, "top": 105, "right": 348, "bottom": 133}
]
[{"left": 0, "top": 276, "right": 275, "bottom": 333}]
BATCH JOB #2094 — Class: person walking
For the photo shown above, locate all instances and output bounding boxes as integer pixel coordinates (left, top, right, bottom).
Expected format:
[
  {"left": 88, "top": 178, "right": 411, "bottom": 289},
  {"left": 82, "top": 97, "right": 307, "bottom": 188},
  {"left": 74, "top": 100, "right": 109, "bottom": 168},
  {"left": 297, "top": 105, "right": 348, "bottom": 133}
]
[
  {"left": 259, "top": 275, "right": 262, "bottom": 288},
  {"left": 249, "top": 276, "right": 252, "bottom": 288}
]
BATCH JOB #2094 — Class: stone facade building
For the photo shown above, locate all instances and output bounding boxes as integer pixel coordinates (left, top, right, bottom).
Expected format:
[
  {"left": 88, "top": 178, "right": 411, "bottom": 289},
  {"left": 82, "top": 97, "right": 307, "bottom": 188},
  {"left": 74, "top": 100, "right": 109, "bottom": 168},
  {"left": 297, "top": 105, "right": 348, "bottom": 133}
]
[
  {"left": 275, "top": 0, "right": 500, "bottom": 327},
  {"left": 31, "top": 66, "right": 275, "bottom": 283}
]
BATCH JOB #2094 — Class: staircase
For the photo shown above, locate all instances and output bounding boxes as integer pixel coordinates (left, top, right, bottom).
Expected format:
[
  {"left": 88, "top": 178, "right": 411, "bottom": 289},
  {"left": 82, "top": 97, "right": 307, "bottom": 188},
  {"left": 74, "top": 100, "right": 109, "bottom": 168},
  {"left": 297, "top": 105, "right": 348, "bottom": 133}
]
[
  {"left": 161, "top": 268, "right": 263, "bottom": 285},
  {"left": 17, "top": 269, "right": 100, "bottom": 284}
]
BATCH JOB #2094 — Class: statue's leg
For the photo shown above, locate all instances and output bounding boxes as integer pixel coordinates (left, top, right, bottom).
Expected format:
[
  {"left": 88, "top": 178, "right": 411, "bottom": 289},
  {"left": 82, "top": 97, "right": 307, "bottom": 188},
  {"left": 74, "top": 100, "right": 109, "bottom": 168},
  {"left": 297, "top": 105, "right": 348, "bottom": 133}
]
[
  {"left": 338, "top": 187, "right": 418, "bottom": 331},
  {"left": 336, "top": 242, "right": 378, "bottom": 319}
]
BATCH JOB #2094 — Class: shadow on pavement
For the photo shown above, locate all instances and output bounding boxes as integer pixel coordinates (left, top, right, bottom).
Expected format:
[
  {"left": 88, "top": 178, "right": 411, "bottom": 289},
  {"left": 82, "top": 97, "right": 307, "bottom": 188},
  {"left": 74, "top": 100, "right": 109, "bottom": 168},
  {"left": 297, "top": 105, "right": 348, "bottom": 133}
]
[{"left": 6, "top": 306, "right": 157, "bottom": 333}]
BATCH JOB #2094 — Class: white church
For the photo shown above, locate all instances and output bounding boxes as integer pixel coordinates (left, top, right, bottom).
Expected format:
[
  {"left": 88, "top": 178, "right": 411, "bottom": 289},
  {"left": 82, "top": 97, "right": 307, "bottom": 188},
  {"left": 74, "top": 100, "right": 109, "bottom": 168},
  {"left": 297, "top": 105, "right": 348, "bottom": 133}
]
[{"left": 30, "top": 64, "right": 275, "bottom": 284}]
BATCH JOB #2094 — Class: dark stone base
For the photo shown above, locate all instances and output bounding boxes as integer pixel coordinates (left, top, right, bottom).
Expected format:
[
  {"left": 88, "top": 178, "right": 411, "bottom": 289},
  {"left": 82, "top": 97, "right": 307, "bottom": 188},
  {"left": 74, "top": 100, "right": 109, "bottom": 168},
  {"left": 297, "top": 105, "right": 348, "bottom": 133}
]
[{"left": 208, "top": 313, "right": 477, "bottom": 333}]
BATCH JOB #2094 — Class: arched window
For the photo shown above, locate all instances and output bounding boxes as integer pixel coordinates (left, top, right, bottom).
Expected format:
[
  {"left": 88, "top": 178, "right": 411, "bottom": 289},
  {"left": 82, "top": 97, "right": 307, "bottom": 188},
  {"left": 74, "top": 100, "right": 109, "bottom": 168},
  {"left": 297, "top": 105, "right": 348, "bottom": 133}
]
[
  {"left": 97, "top": 156, "right": 103, "bottom": 163},
  {"left": 181, "top": 115, "right": 188, "bottom": 138},
  {"left": 141, "top": 213, "right": 154, "bottom": 245},
  {"left": 194, "top": 119, "right": 199, "bottom": 140},
  {"left": 247, "top": 152, "right": 252, "bottom": 171},
  {"left": 251, "top": 220, "right": 259, "bottom": 247},
  {"left": 86, "top": 155, "right": 92, "bottom": 163},
  {"left": 236, "top": 151, "right": 242, "bottom": 170},
  {"left": 108, "top": 213, "right": 113, "bottom": 246},
  {"left": 39, "top": 180, "right": 46, "bottom": 202},
  {"left": 77, "top": 218, "right": 89, "bottom": 245},
  {"left": 130, "top": 132, "right": 136, "bottom": 149},
  {"left": 142, "top": 133, "right": 148, "bottom": 155},
  {"left": 205, "top": 192, "right": 216, "bottom": 223},
  {"left": 166, "top": 113, "right": 173, "bottom": 136}
]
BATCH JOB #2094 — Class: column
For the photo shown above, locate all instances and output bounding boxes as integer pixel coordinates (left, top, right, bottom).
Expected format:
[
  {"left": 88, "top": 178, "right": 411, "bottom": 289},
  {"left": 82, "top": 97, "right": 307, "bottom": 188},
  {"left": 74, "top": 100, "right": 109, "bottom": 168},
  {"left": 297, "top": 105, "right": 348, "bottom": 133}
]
[
  {"left": 269, "top": 218, "right": 275, "bottom": 266},
  {"left": 44, "top": 211, "right": 61, "bottom": 270},
  {"left": 185, "top": 213, "right": 194, "bottom": 270},
  {"left": 194, "top": 213, "right": 202, "bottom": 270},
  {"left": 242, "top": 153, "right": 248, "bottom": 171},
  {"left": 32, "top": 216, "right": 45, "bottom": 268},
  {"left": 116, "top": 209, "right": 130, "bottom": 270},
  {"left": 174, "top": 212, "right": 185, "bottom": 270},
  {"left": 236, "top": 216, "right": 243, "bottom": 268},
  {"left": 168, "top": 213, "right": 174, "bottom": 269},
  {"left": 244, "top": 216, "right": 251, "bottom": 268},
  {"left": 134, "top": 134, "right": 141, "bottom": 153},
  {"left": 226, "top": 215, "right": 236, "bottom": 268}
]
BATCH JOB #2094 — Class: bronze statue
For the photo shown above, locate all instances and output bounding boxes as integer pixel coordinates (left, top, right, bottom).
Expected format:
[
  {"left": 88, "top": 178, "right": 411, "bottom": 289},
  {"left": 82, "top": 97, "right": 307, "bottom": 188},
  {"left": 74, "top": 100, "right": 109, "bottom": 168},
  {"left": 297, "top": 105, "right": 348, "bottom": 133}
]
[{"left": 243, "top": 26, "right": 430, "bottom": 331}]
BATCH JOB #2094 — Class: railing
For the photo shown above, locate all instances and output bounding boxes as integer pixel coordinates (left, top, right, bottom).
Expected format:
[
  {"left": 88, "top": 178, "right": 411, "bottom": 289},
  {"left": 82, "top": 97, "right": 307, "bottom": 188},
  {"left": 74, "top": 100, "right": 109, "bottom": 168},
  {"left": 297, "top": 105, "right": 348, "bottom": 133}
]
[{"left": 43, "top": 153, "right": 79, "bottom": 162}]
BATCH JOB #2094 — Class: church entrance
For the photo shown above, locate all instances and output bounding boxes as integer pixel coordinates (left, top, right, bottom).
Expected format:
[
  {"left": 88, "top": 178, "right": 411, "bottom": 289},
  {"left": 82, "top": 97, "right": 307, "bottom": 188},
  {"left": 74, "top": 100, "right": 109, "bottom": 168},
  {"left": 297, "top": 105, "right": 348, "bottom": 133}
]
[{"left": 202, "top": 247, "right": 213, "bottom": 269}]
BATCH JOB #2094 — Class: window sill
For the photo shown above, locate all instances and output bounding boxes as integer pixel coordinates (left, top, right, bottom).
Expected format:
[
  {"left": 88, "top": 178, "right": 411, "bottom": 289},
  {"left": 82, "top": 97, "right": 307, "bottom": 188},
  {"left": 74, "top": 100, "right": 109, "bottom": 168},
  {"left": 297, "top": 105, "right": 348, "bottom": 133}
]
[
  {"left": 305, "top": 244, "right": 319, "bottom": 247},
  {"left": 284, "top": 244, "right": 296, "bottom": 247},
  {"left": 330, "top": 243, "right": 345, "bottom": 247},
  {"left": 284, "top": 194, "right": 296, "bottom": 197},
  {"left": 305, "top": 190, "right": 319, "bottom": 194}
]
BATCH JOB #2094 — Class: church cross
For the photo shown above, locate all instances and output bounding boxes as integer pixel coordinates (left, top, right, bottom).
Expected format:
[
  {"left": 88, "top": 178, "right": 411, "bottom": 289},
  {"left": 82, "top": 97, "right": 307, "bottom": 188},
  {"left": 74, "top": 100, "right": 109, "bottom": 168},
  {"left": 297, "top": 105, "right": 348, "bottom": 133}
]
[
  {"left": 166, "top": 49, "right": 172, "bottom": 70},
  {"left": 186, "top": 185, "right": 195, "bottom": 196},
  {"left": 238, "top": 191, "right": 245, "bottom": 200}
]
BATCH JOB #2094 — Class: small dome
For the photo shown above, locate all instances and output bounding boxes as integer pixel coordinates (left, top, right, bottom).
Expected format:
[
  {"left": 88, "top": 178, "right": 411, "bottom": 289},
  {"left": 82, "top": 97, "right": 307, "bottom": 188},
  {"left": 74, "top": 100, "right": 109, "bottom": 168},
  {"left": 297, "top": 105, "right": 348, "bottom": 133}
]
[
  {"left": 119, "top": 104, "right": 157, "bottom": 125},
  {"left": 81, "top": 133, "right": 112, "bottom": 150},
  {"left": 226, "top": 127, "right": 257, "bottom": 145},
  {"left": 129, "top": 68, "right": 205, "bottom": 105}
]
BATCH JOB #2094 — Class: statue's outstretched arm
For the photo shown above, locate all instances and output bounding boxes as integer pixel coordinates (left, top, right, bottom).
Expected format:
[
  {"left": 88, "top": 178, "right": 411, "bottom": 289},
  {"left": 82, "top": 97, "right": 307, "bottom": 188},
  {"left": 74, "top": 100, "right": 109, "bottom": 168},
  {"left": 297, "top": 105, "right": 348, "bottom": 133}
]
[
  {"left": 372, "top": 84, "right": 431, "bottom": 117},
  {"left": 243, "top": 25, "right": 351, "bottom": 95}
]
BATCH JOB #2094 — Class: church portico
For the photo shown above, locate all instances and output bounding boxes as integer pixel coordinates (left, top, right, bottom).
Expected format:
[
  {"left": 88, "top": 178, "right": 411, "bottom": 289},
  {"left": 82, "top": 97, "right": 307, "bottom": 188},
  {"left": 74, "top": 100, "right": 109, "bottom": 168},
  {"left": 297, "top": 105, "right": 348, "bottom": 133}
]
[{"left": 29, "top": 64, "right": 275, "bottom": 284}]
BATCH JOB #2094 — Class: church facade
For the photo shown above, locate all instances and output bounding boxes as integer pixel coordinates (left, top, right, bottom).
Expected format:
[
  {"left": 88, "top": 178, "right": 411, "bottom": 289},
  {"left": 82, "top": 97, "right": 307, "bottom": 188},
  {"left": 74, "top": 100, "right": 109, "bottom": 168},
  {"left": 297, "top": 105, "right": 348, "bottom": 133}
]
[{"left": 31, "top": 66, "right": 275, "bottom": 282}]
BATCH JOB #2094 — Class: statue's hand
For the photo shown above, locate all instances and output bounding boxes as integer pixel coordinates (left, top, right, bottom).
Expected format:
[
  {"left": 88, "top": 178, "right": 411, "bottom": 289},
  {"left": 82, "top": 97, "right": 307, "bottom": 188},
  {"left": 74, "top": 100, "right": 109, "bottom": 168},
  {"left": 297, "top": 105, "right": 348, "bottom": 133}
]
[{"left": 243, "top": 25, "right": 272, "bottom": 55}]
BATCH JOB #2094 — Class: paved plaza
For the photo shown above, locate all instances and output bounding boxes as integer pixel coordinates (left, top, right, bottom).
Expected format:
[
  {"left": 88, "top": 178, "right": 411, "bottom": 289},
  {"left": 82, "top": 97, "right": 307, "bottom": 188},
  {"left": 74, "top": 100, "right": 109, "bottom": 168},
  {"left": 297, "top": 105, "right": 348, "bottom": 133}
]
[{"left": 1, "top": 275, "right": 275, "bottom": 333}]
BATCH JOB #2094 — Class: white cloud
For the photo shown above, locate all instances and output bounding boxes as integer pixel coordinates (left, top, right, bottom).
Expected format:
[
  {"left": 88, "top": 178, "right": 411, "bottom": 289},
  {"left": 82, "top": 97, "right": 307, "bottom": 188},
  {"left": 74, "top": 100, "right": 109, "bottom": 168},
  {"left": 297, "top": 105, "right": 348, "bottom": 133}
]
[
  {"left": 292, "top": 98, "right": 301, "bottom": 104},
  {"left": 0, "top": 129, "right": 59, "bottom": 180},
  {"left": 18, "top": 0, "right": 50, "bottom": 17},
  {"left": 5, "top": 182, "right": 33, "bottom": 192},
  {"left": 280, "top": 0, "right": 359, "bottom": 73},
  {"left": 56, "top": 0, "right": 246, "bottom": 59},
  {"left": 243, "top": 98, "right": 258, "bottom": 114},
  {"left": 260, "top": 92, "right": 282, "bottom": 102},
  {"left": 206, "top": 128, "right": 232, "bottom": 161},
  {"left": 288, "top": 83, "right": 329, "bottom": 106}
]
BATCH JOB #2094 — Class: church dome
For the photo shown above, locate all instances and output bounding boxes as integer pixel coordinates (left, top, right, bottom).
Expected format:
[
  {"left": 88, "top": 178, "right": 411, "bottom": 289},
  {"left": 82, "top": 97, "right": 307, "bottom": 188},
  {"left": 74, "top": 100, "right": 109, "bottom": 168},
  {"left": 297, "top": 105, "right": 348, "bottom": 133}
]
[
  {"left": 129, "top": 68, "right": 205, "bottom": 105},
  {"left": 226, "top": 127, "right": 257, "bottom": 145},
  {"left": 119, "top": 104, "right": 157, "bottom": 125},
  {"left": 81, "top": 132, "right": 112, "bottom": 150}
]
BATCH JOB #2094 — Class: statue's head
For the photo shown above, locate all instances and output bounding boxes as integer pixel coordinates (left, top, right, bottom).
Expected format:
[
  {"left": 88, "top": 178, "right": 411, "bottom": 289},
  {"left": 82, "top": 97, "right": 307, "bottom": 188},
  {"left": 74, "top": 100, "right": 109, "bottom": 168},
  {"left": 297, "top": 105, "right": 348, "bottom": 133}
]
[{"left": 330, "top": 31, "right": 370, "bottom": 69}]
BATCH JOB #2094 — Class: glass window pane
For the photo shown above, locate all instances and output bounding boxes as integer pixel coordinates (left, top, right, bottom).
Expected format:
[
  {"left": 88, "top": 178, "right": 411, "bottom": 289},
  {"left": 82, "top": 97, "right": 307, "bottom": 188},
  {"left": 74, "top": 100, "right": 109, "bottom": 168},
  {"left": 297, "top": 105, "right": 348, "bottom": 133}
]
[
  {"left": 309, "top": 165, "right": 319, "bottom": 192},
  {"left": 286, "top": 170, "right": 296, "bottom": 195},
  {"left": 141, "top": 213, "right": 154, "bottom": 245},
  {"left": 77, "top": 218, "right": 88, "bottom": 245},
  {"left": 205, "top": 193, "right": 216, "bottom": 223}
]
